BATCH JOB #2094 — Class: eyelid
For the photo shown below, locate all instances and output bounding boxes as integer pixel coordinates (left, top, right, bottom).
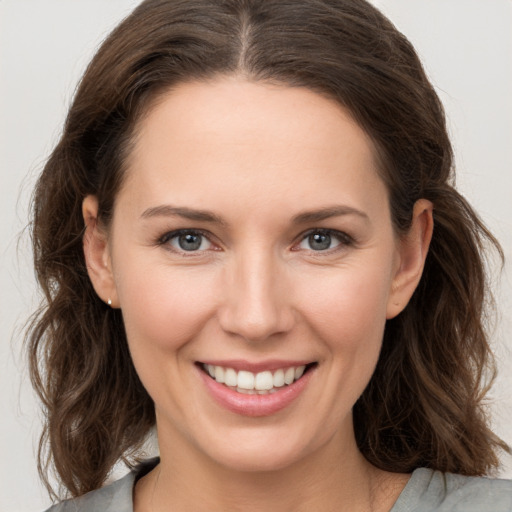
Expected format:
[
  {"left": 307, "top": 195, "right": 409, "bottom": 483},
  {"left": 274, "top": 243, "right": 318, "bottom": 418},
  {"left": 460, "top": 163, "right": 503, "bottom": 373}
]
[
  {"left": 292, "top": 228, "right": 355, "bottom": 252},
  {"left": 158, "top": 228, "right": 220, "bottom": 253},
  {"left": 156, "top": 227, "right": 354, "bottom": 255}
]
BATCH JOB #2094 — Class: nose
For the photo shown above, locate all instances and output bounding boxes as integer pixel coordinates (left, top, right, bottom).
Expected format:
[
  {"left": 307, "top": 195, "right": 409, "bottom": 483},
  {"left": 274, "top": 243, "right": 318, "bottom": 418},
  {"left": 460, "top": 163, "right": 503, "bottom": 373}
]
[{"left": 217, "top": 250, "right": 295, "bottom": 342}]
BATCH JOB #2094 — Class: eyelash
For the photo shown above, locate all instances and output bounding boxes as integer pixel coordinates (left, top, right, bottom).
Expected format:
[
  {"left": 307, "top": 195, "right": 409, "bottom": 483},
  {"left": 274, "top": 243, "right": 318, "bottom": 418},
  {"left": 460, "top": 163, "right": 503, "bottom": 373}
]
[
  {"left": 157, "top": 229, "right": 217, "bottom": 254},
  {"left": 156, "top": 228, "right": 354, "bottom": 255},
  {"left": 294, "top": 228, "right": 355, "bottom": 253}
]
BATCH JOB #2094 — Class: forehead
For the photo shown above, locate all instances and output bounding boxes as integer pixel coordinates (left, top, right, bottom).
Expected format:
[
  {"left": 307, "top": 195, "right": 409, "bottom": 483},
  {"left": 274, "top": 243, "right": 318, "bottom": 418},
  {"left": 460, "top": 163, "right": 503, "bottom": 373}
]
[
  {"left": 130, "top": 77, "right": 376, "bottom": 163},
  {"left": 120, "top": 77, "right": 387, "bottom": 218}
]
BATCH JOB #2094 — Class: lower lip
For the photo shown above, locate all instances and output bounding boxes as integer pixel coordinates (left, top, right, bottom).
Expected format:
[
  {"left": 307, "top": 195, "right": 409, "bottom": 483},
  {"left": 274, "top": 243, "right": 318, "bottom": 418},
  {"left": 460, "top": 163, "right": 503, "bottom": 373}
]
[{"left": 198, "top": 366, "right": 315, "bottom": 417}]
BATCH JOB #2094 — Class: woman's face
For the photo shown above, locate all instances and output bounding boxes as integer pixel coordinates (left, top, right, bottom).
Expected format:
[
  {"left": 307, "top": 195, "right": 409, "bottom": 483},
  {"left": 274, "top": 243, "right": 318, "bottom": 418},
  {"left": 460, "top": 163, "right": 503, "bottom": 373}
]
[{"left": 87, "top": 77, "right": 427, "bottom": 472}]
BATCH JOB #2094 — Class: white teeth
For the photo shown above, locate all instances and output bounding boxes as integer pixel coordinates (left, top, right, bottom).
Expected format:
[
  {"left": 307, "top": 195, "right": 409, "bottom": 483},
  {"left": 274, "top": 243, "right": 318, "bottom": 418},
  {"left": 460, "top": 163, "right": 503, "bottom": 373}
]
[
  {"left": 284, "top": 367, "right": 295, "bottom": 385},
  {"left": 224, "top": 368, "right": 237, "bottom": 387},
  {"left": 236, "top": 387, "right": 256, "bottom": 394},
  {"left": 214, "top": 366, "right": 225, "bottom": 384},
  {"left": 237, "top": 370, "right": 255, "bottom": 390},
  {"left": 273, "top": 369, "right": 285, "bottom": 387},
  {"left": 294, "top": 365, "right": 306, "bottom": 380},
  {"left": 254, "top": 371, "right": 273, "bottom": 391},
  {"left": 204, "top": 363, "right": 311, "bottom": 392}
]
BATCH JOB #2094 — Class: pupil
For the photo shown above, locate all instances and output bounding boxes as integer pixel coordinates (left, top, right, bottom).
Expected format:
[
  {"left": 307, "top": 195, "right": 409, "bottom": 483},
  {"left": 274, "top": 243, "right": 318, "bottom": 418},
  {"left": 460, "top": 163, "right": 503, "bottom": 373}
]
[
  {"left": 309, "top": 232, "right": 331, "bottom": 250},
  {"left": 179, "top": 233, "right": 202, "bottom": 251}
]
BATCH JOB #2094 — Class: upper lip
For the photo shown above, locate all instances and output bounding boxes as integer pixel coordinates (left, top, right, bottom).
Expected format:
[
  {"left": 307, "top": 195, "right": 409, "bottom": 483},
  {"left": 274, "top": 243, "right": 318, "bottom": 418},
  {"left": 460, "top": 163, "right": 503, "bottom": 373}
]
[{"left": 198, "top": 359, "right": 315, "bottom": 373}]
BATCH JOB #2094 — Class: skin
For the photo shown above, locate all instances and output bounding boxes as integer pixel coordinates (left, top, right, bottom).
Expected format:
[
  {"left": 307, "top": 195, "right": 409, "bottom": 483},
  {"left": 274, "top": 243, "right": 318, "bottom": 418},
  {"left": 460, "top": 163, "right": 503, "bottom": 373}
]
[{"left": 83, "top": 77, "right": 433, "bottom": 511}]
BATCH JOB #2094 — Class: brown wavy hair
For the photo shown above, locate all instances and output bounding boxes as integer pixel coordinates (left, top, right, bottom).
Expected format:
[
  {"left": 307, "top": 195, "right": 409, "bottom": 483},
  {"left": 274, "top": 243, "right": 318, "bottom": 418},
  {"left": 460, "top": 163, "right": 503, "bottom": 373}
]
[{"left": 26, "top": 0, "right": 508, "bottom": 499}]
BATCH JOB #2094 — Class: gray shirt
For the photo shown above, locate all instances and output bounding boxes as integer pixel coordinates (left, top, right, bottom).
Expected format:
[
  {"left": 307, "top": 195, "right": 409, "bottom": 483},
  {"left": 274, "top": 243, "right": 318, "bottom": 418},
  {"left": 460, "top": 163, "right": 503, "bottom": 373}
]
[{"left": 45, "top": 459, "right": 512, "bottom": 511}]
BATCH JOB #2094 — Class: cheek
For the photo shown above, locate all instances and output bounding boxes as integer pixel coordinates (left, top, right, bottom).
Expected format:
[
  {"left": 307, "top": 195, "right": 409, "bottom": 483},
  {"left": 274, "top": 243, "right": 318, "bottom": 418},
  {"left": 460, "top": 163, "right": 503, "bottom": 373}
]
[
  {"left": 298, "top": 262, "right": 392, "bottom": 356},
  {"left": 114, "top": 259, "right": 222, "bottom": 413},
  {"left": 115, "top": 258, "right": 219, "bottom": 353}
]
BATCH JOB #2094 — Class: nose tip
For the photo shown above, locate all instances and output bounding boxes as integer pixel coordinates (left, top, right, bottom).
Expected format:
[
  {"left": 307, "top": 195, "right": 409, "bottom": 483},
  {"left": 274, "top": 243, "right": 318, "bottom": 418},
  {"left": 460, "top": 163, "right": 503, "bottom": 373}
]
[
  {"left": 219, "top": 291, "right": 294, "bottom": 342},
  {"left": 217, "top": 258, "right": 294, "bottom": 342},
  {"left": 222, "top": 305, "right": 290, "bottom": 343}
]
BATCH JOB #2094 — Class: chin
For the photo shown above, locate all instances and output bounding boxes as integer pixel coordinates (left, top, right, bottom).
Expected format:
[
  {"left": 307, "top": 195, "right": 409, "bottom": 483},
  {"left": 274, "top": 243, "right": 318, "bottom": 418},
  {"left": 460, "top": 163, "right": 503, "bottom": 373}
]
[
  {"left": 194, "top": 424, "right": 325, "bottom": 474},
  {"left": 209, "top": 445, "right": 305, "bottom": 474}
]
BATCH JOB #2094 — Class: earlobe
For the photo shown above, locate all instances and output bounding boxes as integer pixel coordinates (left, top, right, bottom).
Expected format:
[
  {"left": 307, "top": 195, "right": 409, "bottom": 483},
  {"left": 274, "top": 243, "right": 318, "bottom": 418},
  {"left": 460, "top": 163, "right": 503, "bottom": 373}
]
[
  {"left": 82, "top": 195, "right": 118, "bottom": 308},
  {"left": 386, "top": 199, "right": 433, "bottom": 319}
]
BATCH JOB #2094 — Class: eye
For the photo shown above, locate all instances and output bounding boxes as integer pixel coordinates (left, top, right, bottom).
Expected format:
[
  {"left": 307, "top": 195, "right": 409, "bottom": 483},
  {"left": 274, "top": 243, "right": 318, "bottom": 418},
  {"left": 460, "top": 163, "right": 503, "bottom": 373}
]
[
  {"left": 297, "top": 229, "right": 351, "bottom": 251},
  {"left": 160, "top": 230, "right": 213, "bottom": 252}
]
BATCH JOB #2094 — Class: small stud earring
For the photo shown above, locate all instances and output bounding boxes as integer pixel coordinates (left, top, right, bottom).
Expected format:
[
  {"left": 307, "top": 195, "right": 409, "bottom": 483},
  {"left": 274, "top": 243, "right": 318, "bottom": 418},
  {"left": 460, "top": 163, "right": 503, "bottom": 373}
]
[{"left": 107, "top": 298, "right": 112, "bottom": 306}]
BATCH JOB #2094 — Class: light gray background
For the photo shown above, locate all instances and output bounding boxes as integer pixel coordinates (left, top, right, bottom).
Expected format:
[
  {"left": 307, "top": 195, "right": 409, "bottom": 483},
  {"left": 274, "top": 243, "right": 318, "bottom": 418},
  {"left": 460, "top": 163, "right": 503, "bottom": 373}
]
[{"left": 1, "top": 1, "right": 511, "bottom": 510}]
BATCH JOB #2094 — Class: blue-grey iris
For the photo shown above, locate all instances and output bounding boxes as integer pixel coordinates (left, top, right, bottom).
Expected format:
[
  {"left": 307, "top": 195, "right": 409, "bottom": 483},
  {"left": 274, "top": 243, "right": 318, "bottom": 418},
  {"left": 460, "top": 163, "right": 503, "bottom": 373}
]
[
  {"left": 309, "top": 232, "right": 331, "bottom": 250},
  {"left": 179, "top": 233, "right": 203, "bottom": 251}
]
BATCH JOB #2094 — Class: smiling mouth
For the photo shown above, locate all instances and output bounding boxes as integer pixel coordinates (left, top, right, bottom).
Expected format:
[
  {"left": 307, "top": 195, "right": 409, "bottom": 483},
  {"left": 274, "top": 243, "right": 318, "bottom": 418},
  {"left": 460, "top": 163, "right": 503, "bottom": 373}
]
[{"left": 199, "top": 362, "right": 317, "bottom": 395}]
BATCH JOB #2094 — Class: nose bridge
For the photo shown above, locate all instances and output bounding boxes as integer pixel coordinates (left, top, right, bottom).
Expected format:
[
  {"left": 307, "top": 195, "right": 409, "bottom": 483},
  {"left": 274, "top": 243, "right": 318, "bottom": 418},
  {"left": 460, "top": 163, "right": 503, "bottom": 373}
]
[{"left": 219, "top": 244, "right": 293, "bottom": 341}]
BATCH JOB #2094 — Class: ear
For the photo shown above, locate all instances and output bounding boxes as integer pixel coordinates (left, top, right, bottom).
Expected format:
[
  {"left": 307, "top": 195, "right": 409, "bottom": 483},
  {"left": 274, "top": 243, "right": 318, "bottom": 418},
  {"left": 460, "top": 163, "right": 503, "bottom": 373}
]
[
  {"left": 82, "top": 195, "right": 119, "bottom": 308},
  {"left": 386, "top": 199, "right": 433, "bottom": 319}
]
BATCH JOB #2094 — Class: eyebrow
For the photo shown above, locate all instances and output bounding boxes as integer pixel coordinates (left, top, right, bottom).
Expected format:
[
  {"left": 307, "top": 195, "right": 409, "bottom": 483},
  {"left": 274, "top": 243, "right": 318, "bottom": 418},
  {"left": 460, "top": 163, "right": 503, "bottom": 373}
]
[
  {"left": 291, "top": 206, "right": 370, "bottom": 225},
  {"left": 140, "top": 205, "right": 227, "bottom": 225},
  {"left": 140, "top": 204, "right": 369, "bottom": 226}
]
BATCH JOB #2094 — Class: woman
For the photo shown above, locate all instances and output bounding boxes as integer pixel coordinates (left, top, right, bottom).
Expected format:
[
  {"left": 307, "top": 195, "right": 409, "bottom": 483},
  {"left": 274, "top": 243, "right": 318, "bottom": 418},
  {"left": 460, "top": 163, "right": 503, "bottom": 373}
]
[{"left": 27, "top": 0, "right": 512, "bottom": 510}]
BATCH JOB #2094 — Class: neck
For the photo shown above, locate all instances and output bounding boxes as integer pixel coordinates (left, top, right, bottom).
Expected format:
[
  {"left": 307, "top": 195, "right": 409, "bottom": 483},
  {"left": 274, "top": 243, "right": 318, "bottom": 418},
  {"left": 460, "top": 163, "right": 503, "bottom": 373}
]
[{"left": 135, "top": 421, "right": 408, "bottom": 512}]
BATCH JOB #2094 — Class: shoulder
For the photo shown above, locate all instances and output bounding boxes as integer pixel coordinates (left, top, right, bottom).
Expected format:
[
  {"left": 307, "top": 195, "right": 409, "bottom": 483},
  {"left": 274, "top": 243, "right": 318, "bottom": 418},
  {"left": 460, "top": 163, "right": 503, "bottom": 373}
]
[
  {"left": 43, "top": 473, "right": 134, "bottom": 512},
  {"left": 393, "top": 468, "right": 512, "bottom": 512},
  {"left": 43, "top": 458, "right": 159, "bottom": 512}
]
